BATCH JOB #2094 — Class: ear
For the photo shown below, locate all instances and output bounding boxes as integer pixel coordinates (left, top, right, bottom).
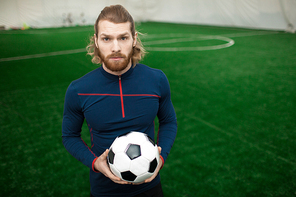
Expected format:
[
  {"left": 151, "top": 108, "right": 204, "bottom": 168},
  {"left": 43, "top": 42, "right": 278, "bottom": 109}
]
[
  {"left": 133, "top": 32, "right": 138, "bottom": 47},
  {"left": 94, "top": 34, "right": 99, "bottom": 48}
]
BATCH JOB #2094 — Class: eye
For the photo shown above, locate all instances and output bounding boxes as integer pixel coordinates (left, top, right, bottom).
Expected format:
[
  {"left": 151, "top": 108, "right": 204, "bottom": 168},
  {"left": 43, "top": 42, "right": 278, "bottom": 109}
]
[
  {"left": 121, "top": 37, "right": 127, "bottom": 41},
  {"left": 103, "top": 37, "right": 109, "bottom": 41}
]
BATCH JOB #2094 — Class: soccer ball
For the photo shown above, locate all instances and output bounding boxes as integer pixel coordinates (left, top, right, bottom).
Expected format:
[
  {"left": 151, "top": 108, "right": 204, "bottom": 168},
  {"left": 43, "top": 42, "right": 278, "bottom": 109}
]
[{"left": 107, "top": 131, "right": 160, "bottom": 183}]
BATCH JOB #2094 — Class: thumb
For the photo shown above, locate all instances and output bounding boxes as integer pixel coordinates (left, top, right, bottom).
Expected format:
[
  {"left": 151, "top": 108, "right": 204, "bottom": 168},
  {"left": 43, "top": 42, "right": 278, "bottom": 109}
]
[
  {"left": 158, "top": 146, "right": 162, "bottom": 154},
  {"left": 99, "top": 149, "right": 109, "bottom": 160}
]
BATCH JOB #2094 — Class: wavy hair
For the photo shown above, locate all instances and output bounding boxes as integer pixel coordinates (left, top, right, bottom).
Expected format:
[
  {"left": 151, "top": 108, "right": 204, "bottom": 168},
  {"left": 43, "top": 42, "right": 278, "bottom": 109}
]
[{"left": 86, "top": 5, "right": 146, "bottom": 65}]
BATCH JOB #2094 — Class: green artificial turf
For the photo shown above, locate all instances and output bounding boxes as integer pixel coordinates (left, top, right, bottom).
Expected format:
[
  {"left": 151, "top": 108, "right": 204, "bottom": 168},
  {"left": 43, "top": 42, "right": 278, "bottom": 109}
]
[{"left": 0, "top": 22, "right": 295, "bottom": 196}]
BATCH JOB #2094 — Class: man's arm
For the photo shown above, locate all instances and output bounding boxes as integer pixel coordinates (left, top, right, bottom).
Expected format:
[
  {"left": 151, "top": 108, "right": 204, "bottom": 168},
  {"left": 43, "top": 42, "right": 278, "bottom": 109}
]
[
  {"left": 62, "top": 82, "right": 98, "bottom": 171},
  {"left": 157, "top": 71, "right": 178, "bottom": 164}
]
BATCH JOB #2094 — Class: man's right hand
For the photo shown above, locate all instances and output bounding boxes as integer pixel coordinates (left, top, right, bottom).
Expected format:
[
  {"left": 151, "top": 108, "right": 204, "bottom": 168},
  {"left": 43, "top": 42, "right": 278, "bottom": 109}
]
[{"left": 94, "top": 149, "right": 130, "bottom": 185}]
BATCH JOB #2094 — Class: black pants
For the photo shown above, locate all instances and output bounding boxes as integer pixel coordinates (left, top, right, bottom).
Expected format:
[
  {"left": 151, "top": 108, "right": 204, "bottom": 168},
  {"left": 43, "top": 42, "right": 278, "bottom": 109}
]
[
  {"left": 132, "top": 182, "right": 163, "bottom": 197},
  {"left": 90, "top": 182, "right": 163, "bottom": 197}
]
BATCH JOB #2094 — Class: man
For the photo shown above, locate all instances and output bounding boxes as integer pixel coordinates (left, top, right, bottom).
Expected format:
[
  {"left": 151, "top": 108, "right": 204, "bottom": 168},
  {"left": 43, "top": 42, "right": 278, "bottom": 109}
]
[{"left": 62, "top": 4, "right": 177, "bottom": 197}]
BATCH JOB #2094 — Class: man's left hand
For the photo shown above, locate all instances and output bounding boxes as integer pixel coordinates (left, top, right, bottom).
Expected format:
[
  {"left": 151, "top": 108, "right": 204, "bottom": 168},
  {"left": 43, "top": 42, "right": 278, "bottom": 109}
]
[{"left": 132, "top": 146, "right": 163, "bottom": 185}]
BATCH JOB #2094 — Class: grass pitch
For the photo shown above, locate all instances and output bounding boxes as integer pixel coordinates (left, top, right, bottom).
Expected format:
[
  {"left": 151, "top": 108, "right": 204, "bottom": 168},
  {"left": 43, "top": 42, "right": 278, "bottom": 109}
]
[{"left": 0, "top": 22, "right": 295, "bottom": 196}]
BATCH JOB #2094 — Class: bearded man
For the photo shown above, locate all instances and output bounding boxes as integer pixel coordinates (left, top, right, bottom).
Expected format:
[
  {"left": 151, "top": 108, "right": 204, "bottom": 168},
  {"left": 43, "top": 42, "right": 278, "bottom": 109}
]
[{"left": 62, "top": 4, "right": 177, "bottom": 197}]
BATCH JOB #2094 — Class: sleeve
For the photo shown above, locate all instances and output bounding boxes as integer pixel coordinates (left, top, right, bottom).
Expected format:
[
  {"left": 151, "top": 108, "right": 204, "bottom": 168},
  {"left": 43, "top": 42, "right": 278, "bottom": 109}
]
[
  {"left": 157, "top": 71, "right": 177, "bottom": 163},
  {"left": 62, "top": 82, "right": 98, "bottom": 171}
]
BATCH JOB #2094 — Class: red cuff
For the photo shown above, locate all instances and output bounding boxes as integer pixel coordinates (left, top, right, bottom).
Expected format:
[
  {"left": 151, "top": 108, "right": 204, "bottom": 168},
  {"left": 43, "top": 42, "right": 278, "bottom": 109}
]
[
  {"left": 92, "top": 157, "right": 100, "bottom": 173},
  {"left": 159, "top": 155, "right": 164, "bottom": 169}
]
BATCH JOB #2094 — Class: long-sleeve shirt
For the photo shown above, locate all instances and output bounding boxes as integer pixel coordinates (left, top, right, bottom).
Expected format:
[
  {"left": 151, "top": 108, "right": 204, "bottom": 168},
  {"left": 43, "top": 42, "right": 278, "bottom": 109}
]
[{"left": 62, "top": 63, "right": 177, "bottom": 196}]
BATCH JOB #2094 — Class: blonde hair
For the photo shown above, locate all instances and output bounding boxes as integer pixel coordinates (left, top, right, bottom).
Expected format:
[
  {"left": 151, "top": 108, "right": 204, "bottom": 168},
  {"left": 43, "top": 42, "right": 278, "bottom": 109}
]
[{"left": 86, "top": 5, "right": 146, "bottom": 65}]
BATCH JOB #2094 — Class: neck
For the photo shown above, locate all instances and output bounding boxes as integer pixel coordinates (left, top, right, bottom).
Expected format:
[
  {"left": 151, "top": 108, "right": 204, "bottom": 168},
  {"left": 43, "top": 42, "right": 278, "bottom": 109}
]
[{"left": 102, "top": 60, "right": 132, "bottom": 76}]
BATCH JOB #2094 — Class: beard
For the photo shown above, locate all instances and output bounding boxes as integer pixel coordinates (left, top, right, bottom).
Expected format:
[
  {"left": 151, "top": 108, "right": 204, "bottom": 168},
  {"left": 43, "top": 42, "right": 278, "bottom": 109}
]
[{"left": 99, "top": 49, "right": 133, "bottom": 72}]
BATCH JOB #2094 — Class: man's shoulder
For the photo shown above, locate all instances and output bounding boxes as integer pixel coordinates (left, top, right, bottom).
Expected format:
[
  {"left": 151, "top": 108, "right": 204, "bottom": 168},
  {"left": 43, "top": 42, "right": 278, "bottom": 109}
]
[
  {"left": 67, "top": 67, "right": 102, "bottom": 92},
  {"left": 72, "top": 67, "right": 101, "bottom": 84},
  {"left": 135, "top": 63, "right": 164, "bottom": 76}
]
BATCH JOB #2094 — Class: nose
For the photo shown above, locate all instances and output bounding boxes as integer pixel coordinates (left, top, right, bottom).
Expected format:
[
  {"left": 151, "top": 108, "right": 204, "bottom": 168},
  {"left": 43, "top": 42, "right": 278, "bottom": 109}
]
[{"left": 112, "top": 40, "right": 121, "bottom": 53}]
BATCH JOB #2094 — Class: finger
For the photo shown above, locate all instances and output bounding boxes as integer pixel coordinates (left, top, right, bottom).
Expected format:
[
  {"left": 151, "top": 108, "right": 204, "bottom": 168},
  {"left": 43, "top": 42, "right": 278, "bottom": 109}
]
[
  {"left": 102, "top": 149, "right": 130, "bottom": 185},
  {"left": 106, "top": 171, "right": 121, "bottom": 181},
  {"left": 98, "top": 150, "right": 108, "bottom": 162},
  {"left": 144, "top": 175, "right": 154, "bottom": 183},
  {"left": 106, "top": 171, "right": 130, "bottom": 184},
  {"left": 111, "top": 177, "right": 130, "bottom": 184},
  {"left": 158, "top": 146, "right": 162, "bottom": 154},
  {"left": 115, "top": 180, "right": 131, "bottom": 185},
  {"left": 144, "top": 170, "right": 159, "bottom": 183},
  {"left": 102, "top": 149, "right": 109, "bottom": 158},
  {"left": 132, "top": 181, "right": 145, "bottom": 185}
]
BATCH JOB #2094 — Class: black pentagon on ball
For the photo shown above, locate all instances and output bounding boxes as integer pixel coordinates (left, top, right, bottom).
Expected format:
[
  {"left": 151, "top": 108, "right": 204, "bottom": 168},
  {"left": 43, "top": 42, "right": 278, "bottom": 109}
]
[
  {"left": 121, "top": 171, "right": 137, "bottom": 182},
  {"left": 126, "top": 144, "right": 141, "bottom": 160},
  {"left": 108, "top": 149, "right": 115, "bottom": 164},
  {"left": 147, "top": 135, "right": 156, "bottom": 146},
  {"left": 118, "top": 131, "right": 130, "bottom": 138},
  {"left": 148, "top": 158, "right": 158, "bottom": 173}
]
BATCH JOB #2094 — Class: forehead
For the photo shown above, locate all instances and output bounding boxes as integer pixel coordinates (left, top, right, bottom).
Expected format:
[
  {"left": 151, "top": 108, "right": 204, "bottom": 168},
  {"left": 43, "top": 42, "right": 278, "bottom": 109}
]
[{"left": 98, "top": 20, "right": 132, "bottom": 36}]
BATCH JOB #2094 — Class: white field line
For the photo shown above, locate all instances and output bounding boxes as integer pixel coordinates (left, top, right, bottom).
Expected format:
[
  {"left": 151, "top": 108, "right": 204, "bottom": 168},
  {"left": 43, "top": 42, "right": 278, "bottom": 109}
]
[
  {"left": 145, "top": 35, "right": 235, "bottom": 51},
  {"left": 0, "top": 31, "right": 278, "bottom": 62},
  {"left": 0, "top": 48, "right": 86, "bottom": 62},
  {"left": 142, "top": 31, "right": 279, "bottom": 39},
  {"left": 190, "top": 116, "right": 296, "bottom": 166},
  {"left": 143, "top": 31, "right": 279, "bottom": 51},
  {"left": 0, "top": 28, "right": 92, "bottom": 35},
  {"left": 143, "top": 37, "right": 208, "bottom": 45},
  {"left": 221, "top": 31, "right": 279, "bottom": 38}
]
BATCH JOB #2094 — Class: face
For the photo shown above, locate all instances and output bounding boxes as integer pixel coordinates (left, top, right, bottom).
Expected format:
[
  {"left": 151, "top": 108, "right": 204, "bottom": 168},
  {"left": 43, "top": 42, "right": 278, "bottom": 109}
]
[{"left": 95, "top": 20, "right": 137, "bottom": 74}]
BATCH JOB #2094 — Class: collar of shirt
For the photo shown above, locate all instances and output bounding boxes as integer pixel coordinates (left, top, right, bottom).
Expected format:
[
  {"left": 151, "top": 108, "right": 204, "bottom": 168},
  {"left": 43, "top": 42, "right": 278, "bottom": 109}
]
[{"left": 99, "top": 64, "right": 135, "bottom": 80}]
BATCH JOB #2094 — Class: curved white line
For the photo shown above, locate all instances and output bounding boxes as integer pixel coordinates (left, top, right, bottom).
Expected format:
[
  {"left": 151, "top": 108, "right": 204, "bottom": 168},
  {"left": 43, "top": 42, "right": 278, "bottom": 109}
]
[{"left": 144, "top": 35, "right": 235, "bottom": 51}]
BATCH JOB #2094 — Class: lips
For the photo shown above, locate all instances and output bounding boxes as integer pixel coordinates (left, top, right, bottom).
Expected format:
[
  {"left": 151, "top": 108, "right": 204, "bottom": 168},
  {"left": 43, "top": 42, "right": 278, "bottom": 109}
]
[
  {"left": 107, "top": 53, "right": 126, "bottom": 60},
  {"left": 110, "top": 57, "right": 123, "bottom": 61}
]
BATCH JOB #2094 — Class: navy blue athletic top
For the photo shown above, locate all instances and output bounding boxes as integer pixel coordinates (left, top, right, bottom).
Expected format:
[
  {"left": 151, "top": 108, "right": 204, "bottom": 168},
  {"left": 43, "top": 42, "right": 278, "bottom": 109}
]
[{"left": 62, "top": 64, "right": 177, "bottom": 196}]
